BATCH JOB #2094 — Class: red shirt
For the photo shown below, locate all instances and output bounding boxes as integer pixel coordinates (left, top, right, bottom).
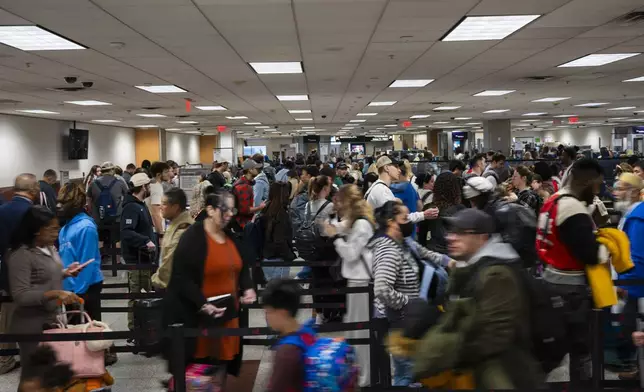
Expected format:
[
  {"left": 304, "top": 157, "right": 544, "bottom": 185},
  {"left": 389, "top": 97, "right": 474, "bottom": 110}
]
[
  {"left": 232, "top": 177, "right": 254, "bottom": 228},
  {"left": 536, "top": 194, "right": 584, "bottom": 271}
]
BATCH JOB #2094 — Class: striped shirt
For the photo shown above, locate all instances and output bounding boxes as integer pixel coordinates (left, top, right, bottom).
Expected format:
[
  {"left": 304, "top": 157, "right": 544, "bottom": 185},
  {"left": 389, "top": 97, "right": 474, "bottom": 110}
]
[{"left": 371, "top": 236, "right": 447, "bottom": 315}]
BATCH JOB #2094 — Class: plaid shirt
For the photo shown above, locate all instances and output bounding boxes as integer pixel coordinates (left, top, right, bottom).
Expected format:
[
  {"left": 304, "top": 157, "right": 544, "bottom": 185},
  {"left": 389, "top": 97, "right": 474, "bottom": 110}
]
[
  {"left": 517, "top": 188, "right": 542, "bottom": 216},
  {"left": 233, "top": 177, "right": 255, "bottom": 228}
]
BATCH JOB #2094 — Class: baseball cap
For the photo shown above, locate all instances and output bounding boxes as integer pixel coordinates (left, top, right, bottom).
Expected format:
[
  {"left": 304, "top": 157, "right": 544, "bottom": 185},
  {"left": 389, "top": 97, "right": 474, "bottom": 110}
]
[
  {"left": 336, "top": 162, "right": 348, "bottom": 170},
  {"left": 243, "top": 158, "right": 263, "bottom": 171},
  {"left": 444, "top": 208, "right": 496, "bottom": 234},
  {"left": 101, "top": 161, "right": 115, "bottom": 171},
  {"left": 619, "top": 172, "right": 644, "bottom": 190},
  {"left": 462, "top": 176, "right": 495, "bottom": 199},
  {"left": 130, "top": 173, "right": 151, "bottom": 187},
  {"left": 376, "top": 156, "right": 395, "bottom": 169}
]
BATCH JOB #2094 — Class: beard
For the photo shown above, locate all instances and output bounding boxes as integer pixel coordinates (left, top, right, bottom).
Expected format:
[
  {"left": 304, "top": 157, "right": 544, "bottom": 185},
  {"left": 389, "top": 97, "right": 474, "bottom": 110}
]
[{"left": 614, "top": 200, "right": 633, "bottom": 212}]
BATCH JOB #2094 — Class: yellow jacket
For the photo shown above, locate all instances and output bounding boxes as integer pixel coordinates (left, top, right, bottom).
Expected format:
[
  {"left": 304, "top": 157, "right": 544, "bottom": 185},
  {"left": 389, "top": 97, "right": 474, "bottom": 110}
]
[{"left": 586, "top": 228, "right": 634, "bottom": 308}]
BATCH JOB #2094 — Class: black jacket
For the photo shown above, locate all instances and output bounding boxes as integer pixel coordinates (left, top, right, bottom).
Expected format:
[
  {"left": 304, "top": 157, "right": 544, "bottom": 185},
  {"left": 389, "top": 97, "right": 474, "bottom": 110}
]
[
  {"left": 119, "top": 194, "right": 156, "bottom": 264},
  {"left": 163, "top": 221, "right": 254, "bottom": 376},
  {"left": 206, "top": 170, "right": 226, "bottom": 190},
  {"left": 260, "top": 207, "right": 295, "bottom": 261},
  {"left": 38, "top": 180, "right": 57, "bottom": 213}
]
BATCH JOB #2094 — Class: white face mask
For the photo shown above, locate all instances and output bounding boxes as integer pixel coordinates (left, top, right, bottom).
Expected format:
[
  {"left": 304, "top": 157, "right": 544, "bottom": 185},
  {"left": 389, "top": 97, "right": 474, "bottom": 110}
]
[{"left": 614, "top": 200, "right": 633, "bottom": 212}]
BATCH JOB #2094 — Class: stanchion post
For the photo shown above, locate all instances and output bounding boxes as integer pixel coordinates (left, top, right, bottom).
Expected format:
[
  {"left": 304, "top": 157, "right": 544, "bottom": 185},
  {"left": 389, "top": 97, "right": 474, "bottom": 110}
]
[
  {"left": 170, "top": 324, "right": 186, "bottom": 392},
  {"left": 368, "top": 283, "right": 377, "bottom": 387},
  {"left": 591, "top": 309, "right": 604, "bottom": 390}
]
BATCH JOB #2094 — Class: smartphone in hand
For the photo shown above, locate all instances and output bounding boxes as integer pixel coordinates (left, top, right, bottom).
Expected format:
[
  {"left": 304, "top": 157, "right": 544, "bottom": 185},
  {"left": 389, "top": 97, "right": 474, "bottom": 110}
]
[{"left": 69, "top": 259, "right": 95, "bottom": 274}]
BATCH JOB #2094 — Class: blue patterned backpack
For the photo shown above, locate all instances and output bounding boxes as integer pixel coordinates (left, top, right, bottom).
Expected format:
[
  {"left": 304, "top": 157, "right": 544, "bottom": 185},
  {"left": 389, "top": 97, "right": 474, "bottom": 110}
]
[{"left": 277, "top": 319, "right": 359, "bottom": 392}]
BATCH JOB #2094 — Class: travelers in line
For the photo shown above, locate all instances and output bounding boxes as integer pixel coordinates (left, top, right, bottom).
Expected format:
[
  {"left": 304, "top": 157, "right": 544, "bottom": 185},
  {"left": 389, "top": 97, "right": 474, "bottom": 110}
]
[
  {"left": 38, "top": 170, "right": 57, "bottom": 213},
  {"left": 146, "top": 161, "right": 171, "bottom": 236},
  {"left": 261, "top": 182, "right": 296, "bottom": 281},
  {"left": 232, "top": 159, "right": 265, "bottom": 229}
]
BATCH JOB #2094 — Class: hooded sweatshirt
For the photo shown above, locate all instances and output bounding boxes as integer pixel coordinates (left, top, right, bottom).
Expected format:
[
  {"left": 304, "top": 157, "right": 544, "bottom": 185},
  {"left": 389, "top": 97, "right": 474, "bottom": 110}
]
[
  {"left": 618, "top": 202, "right": 644, "bottom": 298},
  {"left": 120, "top": 194, "right": 156, "bottom": 264},
  {"left": 58, "top": 212, "right": 104, "bottom": 294}
]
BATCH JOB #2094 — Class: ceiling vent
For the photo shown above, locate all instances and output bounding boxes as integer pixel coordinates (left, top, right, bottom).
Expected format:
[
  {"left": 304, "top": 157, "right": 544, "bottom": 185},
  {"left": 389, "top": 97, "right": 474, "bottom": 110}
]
[
  {"left": 429, "top": 102, "right": 445, "bottom": 105},
  {"left": 176, "top": 115, "right": 190, "bottom": 118},
  {"left": 0, "top": 99, "right": 22, "bottom": 105},
  {"left": 517, "top": 76, "right": 556, "bottom": 83},
  {"left": 614, "top": 12, "right": 644, "bottom": 26},
  {"left": 141, "top": 106, "right": 161, "bottom": 110},
  {"left": 50, "top": 87, "right": 85, "bottom": 92}
]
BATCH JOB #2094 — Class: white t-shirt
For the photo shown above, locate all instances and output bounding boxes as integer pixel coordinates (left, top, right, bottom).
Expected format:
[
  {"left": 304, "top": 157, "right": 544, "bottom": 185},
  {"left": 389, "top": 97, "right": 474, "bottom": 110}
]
[
  {"left": 365, "top": 179, "right": 425, "bottom": 223},
  {"left": 147, "top": 182, "right": 164, "bottom": 206}
]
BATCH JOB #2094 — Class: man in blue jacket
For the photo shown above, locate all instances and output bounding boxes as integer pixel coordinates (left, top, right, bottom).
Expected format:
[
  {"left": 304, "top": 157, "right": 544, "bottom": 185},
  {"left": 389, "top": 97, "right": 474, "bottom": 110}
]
[
  {"left": 120, "top": 173, "right": 157, "bottom": 332},
  {"left": 0, "top": 173, "right": 39, "bottom": 374}
]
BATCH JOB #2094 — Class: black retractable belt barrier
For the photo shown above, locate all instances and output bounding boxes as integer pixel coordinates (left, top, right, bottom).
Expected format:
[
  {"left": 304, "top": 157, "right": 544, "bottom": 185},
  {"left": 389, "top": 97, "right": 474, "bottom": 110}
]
[{"left": 170, "top": 324, "right": 187, "bottom": 392}]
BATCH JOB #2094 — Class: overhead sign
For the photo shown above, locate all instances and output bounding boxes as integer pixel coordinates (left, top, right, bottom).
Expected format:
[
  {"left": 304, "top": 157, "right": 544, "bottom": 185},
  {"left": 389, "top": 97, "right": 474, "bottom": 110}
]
[
  {"left": 568, "top": 117, "right": 579, "bottom": 124},
  {"left": 402, "top": 120, "right": 412, "bottom": 128},
  {"left": 335, "top": 135, "right": 393, "bottom": 142},
  {"left": 304, "top": 135, "right": 320, "bottom": 143},
  {"left": 217, "top": 125, "right": 227, "bottom": 132},
  {"left": 452, "top": 131, "right": 468, "bottom": 140}
]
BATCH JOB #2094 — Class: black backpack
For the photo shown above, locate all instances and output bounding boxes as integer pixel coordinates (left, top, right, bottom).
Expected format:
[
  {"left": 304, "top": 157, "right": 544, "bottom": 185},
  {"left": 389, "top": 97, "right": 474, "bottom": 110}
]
[
  {"left": 490, "top": 200, "right": 538, "bottom": 268},
  {"left": 294, "top": 200, "right": 331, "bottom": 261},
  {"left": 469, "top": 260, "right": 568, "bottom": 374},
  {"left": 96, "top": 178, "right": 119, "bottom": 221}
]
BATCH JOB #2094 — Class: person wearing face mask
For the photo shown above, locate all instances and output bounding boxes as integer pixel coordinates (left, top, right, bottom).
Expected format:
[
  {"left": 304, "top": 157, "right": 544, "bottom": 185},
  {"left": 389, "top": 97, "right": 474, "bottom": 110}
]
[
  {"left": 370, "top": 200, "right": 451, "bottom": 386},
  {"left": 120, "top": 173, "right": 157, "bottom": 333},
  {"left": 163, "top": 190, "right": 256, "bottom": 388},
  {"left": 536, "top": 158, "right": 603, "bottom": 385}
]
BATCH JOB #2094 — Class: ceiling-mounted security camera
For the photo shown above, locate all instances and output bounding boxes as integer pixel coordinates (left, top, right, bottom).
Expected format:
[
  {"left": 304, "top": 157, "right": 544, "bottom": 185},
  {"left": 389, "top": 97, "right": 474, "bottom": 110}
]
[
  {"left": 64, "top": 76, "right": 77, "bottom": 84},
  {"left": 321, "top": 115, "right": 327, "bottom": 119},
  {"left": 82, "top": 81, "right": 93, "bottom": 88}
]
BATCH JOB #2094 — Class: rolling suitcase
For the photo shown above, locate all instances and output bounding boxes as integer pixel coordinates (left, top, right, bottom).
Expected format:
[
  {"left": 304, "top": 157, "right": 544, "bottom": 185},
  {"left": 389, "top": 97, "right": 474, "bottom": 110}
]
[{"left": 132, "top": 298, "right": 164, "bottom": 356}]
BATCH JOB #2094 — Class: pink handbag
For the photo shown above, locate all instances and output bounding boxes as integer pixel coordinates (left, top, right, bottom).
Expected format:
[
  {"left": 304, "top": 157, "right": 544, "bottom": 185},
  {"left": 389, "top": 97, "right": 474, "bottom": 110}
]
[{"left": 42, "top": 309, "right": 106, "bottom": 378}]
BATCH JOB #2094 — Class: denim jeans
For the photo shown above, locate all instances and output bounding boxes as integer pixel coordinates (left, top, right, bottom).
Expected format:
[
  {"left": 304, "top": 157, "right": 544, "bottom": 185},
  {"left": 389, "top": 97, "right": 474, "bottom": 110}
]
[
  {"left": 392, "top": 356, "right": 414, "bottom": 386},
  {"left": 262, "top": 259, "right": 290, "bottom": 281}
]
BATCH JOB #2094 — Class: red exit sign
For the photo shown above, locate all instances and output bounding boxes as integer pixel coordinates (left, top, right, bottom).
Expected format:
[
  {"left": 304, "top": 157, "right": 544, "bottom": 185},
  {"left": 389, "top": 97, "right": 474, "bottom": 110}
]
[
  {"left": 568, "top": 117, "right": 579, "bottom": 124},
  {"left": 401, "top": 120, "right": 412, "bottom": 128}
]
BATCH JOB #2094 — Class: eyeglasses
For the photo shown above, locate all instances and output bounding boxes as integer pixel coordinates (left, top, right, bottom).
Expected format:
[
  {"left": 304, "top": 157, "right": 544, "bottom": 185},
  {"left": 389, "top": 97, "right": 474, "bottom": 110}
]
[{"left": 218, "top": 204, "right": 238, "bottom": 215}]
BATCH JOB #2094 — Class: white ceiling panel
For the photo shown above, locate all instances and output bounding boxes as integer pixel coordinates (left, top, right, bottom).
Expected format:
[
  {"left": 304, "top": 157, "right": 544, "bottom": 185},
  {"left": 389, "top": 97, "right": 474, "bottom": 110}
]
[{"left": 469, "top": 0, "right": 572, "bottom": 16}]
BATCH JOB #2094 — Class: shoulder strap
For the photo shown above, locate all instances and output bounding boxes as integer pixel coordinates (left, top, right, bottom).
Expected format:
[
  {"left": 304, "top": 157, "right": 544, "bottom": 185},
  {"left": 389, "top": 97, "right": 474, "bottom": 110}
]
[
  {"left": 421, "top": 191, "right": 433, "bottom": 203},
  {"left": 311, "top": 200, "right": 331, "bottom": 221},
  {"left": 364, "top": 182, "right": 386, "bottom": 200}
]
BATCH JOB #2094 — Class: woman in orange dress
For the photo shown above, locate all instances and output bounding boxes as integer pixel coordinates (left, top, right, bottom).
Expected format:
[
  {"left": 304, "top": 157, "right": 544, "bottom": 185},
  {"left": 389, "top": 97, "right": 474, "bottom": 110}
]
[{"left": 164, "top": 190, "right": 256, "bottom": 387}]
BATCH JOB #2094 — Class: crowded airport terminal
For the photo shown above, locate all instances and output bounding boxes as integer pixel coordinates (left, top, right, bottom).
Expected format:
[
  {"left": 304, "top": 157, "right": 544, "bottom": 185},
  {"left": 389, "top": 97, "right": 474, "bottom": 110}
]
[{"left": 3, "top": 1, "right": 644, "bottom": 391}]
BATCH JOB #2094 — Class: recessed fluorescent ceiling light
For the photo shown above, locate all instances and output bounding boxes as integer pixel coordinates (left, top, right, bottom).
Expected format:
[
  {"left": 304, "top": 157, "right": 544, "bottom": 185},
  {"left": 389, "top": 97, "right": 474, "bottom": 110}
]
[
  {"left": 135, "top": 85, "right": 186, "bottom": 93},
  {"left": 368, "top": 101, "right": 397, "bottom": 106},
  {"left": 65, "top": 100, "right": 111, "bottom": 106},
  {"left": 553, "top": 114, "right": 576, "bottom": 118},
  {"left": 302, "top": 126, "right": 315, "bottom": 129},
  {"left": 384, "top": 125, "right": 398, "bottom": 127},
  {"left": 136, "top": 125, "right": 157, "bottom": 127},
  {"left": 295, "top": 118, "right": 313, "bottom": 121},
  {"left": 137, "top": 113, "right": 166, "bottom": 118},
  {"left": 389, "top": 79, "right": 434, "bottom": 88},
  {"left": 607, "top": 106, "right": 636, "bottom": 111},
  {"left": 520, "top": 119, "right": 538, "bottom": 122},
  {"left": 623, "top": 76, "right": 644, "bottom": 82},
  {"left": 255, "top": 126, "right": 269, "bottom": 129},
  {"left": 434, "top": 121, "right": 450, "bottom": 124},
  {"left": 473, "top": 90, "right": 515, "bottom": 96},
  {"left": 483, "top": 109, "right": 509, "bottom": 113},
  {"left": 196, "top": 105, "right": 227, "bottom": 111},
  {"left": 226, "top": 116, "right": 248, "bottom": 119},
  {"left": 532, "top": 97, "right": 570, "bottom": 102},
  {"left": 559, "top": 53, "right": 640, "bottom": 67},
  {"left": 244, "top": 122, "right": 261, "bottom": 125},
  {"left": 166, "top": 128, "right": 181, "bottom": 131},
  {"left": 277, "top": 95, "right": 309, "bottom": 101},
  {"left": 92, "top": 119, "right": 120, "bottom": 123},
  {"left": 522, "top": 112, "right": 547, "bottom": 116},
  {"left": 625, "top": 119, "right": 643, "bottom": 122},
  {"left": 249, "top": 62, "right": 303, "bottom": 74},
  {"left": 288, "top": 110, "right": 311, "bottom": 114},
  {"left": 466, "top": 122, "right": 482, "bottom": 125},
  {"left": 16, "top": 109, "right": 59, "bottom": 114},
  {"left": 410, "top": 114, "right": 430, "bottom": 119},
  {"left": 608, "top": 117, "right": 627, "bottom": 120},
  {"left": 177, "top": 121, "right": 198, "bottom": 124},
  {"left": 433, "top": 106, "right": 460, "bottom": 111},
  {"left": 454, "top": 117, "right": 472, "bottom": 120},
  {"left": 350, "top": 119, "right": 366, "bottom": 123},
  {"left": 575, "top": 102, "right": 609, "bottom": 107},
  {"left": 442, "top": 15, "right": 540, "bottom": 41},
  {"left": 357, "top": 113, "right": 378, "bottom": 116},
  {"left": 0, "top": 26, "right": 85, "bottom": 51}
]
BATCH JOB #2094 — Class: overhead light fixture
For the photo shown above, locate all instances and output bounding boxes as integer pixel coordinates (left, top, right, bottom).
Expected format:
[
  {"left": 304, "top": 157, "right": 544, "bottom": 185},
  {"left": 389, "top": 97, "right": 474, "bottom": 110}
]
[
  {"left": 625, "top": 119, "right": 643, "bottom": 122},
  {"left": 302, "top": 126, "right": 315, "bottom": 129},
  {"left": 575, "top": 102, "right": 609, "bottom": 107},
  {"left": 16, "top": 109, "right": 59, "bottom": 114},
  {"left": 136, "top": 125, "right": 158, "bottom": 128},
  {"left": 177, "top": 121, "right": 198, "bottom": 124},
  {"left": 389, "top": 79, "right": 434, "bottom": 88},
  {"left": 92, "top": 119, "right": 121, "bottom": 123},
  {"left": 473, "top": 90, "right": 515, "bottom": 96},
  {"left": 65, "top": 100, "right": 111, "bottom": 106},
  {"left": 433, "top": 106, "right": 460, "bottom": 111},
  {"left": 520, "top": 119, "right": 538, "bottom": 122},
  {"left": 522, "top": 112, "right": 547, "bottom": 116},
  {"left": 466, "top": 122, "right": 482, "bottom": 125},
  {"left": 532, "top": 97, "right": 571, "bottom": 102},
  {"left": 441, "top": 15, "right": 540, "bottom": 42},
  {"left": 433, "top": 121, "right": 450, "bottom": 124},
  {"left": 166, "top": 128, "right": 182, "bottom": 131},
  {"left": 384, "top": 124, "right": 398, "bottom": 127},
  {"left": 277, "top": 95, "right": 309, "bottom": 101},
  {"left": 137, "top": 113, "right": 166, "bottom": 118},
  {"left": 559, "top": 53, "right": 640, "bottom": 67},
  {"left": 623, "top": 76, "right": 644, "bottom": 82},
  {"left": 249, "top": 61, "right": 303, "bottom": 74},
  {"left": 226, "top": 116, "right": 248, "bottom": 119},
  {"left": 483, "top": 109, "right": 509, "bottom": 113},
  {"left": 135, "top": 85, "right": 186, "bottom": 93},
  {"left": 357, "top": 112, "right": 378, "bottom": 116},
  {"left": 350, "top": 119, "right": 366, "bottom": 123},
  {"left": 255, "top": 126, "right": 269, "bottom": 129},
  {"left": 607, "top": 106, "right": 637, "bottom": 111},
  {"left": 196, "top": 105, "right": 227, "bottom": 111},
  {"left": 454, "top": 117, "right": 472, "bottom": 120},
  {"left": 288, "top": 110, "right": 311, "bottom": 114},
  {"left": 295, "top": 118, "right": 313, "bottom": 121},
  {"left": 0, "top": 26, "right": 86, "bottom": 51},
  {"left": 608, "top": 117, "right": 627, "bottom": 120},
  {"left": 368, "top": 101, "right": 397, "bottom": 106},
  {"left": 244, "top": 122, "right": 261, "bottom": 125},
  {"left": 410, "top": 114, "right": 430, "bottom": 119},
  {"left": 553, "top": 114, "right": 576, "bottom": 118}
]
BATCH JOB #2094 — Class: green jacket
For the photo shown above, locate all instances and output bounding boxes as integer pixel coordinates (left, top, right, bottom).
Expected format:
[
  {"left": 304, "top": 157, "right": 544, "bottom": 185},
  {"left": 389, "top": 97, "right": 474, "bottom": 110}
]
[{"left": 413, "top": 237, "right": 543, "bottom": 389}]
